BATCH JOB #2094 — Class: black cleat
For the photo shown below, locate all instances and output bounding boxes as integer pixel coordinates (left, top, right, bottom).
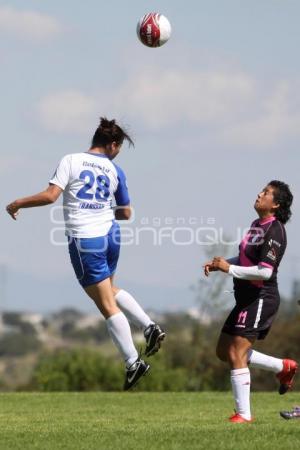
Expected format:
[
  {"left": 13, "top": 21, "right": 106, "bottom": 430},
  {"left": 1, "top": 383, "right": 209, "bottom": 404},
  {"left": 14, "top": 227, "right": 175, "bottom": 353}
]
[
  {"left": 124, "top": 358, "right": 150, "bottom": 391},
  {"left": 144, "top": 324, "right": 166, "bottom": 357},
  {"left": 280, "top": 407, "right": 300, "bottom": 420}
]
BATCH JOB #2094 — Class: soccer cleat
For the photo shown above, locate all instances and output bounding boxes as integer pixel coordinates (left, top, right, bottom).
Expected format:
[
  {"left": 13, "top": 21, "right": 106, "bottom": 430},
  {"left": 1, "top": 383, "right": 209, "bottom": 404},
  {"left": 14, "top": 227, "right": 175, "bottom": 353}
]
[
  {"left": 144, "top": 324, "right": 166, "bottom": 357},
  {"left": 124, "top": 358, "right": 150, "bottom": 391},
  {"left": 276, "top": 359, "right": 298, "bottom": 395},
  {"left": 229, "top": 413, "right": 254, "bottom": 423},
  {"left": 280, "top": 406, "right": 300, "bottom": 420}
]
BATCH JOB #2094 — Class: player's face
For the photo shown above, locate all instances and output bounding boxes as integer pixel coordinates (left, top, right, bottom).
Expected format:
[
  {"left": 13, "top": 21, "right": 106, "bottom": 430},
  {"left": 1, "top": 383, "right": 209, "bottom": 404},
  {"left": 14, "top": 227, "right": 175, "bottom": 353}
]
[{"left": 254, "top": 185, "right": 279, "bottom": 216}]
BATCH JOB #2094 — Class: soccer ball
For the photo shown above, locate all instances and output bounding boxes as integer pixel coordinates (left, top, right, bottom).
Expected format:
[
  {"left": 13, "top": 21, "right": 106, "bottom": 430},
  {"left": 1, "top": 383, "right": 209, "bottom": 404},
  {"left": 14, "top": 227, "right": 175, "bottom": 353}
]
[{"left": 137, "top": 13, "right": 171, "bottom": 48}]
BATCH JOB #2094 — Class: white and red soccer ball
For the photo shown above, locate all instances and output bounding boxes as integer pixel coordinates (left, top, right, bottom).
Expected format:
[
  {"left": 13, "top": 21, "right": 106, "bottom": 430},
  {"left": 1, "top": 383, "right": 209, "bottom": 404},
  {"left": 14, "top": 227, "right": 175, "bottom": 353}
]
[{"left": 137, "top": 13, "right": 171, "bottom": 48}]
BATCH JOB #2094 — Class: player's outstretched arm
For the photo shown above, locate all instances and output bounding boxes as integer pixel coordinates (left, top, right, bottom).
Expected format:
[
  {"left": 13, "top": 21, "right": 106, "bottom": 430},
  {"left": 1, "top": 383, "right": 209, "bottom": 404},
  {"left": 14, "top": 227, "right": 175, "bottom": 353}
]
[
  {"left": 203, "top": 261, "right": 219, "bottom": 276},
  {"left": 211, "top": 257, "right": 230, "bottom": 273},
  {"left": 6, "top": 184, "right": 63, "bottom": 220}
]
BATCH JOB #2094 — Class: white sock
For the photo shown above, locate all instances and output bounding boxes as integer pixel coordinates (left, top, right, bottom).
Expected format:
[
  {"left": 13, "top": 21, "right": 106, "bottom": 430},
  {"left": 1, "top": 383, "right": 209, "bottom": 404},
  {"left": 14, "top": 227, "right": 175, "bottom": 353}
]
[
  {"left": 248, "top": 349, "right": 283, "bottom": 373},
  {"left": 115, "top": 289, "right": 154, "bottom": 331},
  {"left": 106, "top": 312, "right": 138, "bottom": 368},
  {"left": 230, "top": 368, "right": 251, "bottom": 420}
]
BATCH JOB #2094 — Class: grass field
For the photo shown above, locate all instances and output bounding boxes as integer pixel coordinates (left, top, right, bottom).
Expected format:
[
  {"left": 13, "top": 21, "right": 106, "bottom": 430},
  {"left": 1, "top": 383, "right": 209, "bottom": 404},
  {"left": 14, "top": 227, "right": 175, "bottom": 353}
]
[{"left": 0, "top": 392, "right": 299, "bottom": 449}]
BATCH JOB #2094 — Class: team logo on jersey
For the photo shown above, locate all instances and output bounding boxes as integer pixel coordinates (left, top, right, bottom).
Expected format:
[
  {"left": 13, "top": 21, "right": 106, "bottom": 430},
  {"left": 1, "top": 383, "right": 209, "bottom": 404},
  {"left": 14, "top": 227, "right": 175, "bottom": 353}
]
[
  {"left": 266, "top": 248, "right": 276, "bottom": 261},
  {"left": 248, "top": 228, "right": 264, "bottom": 245},
  {"left": 268, "top": 239, "right": 281, "bottom": 248},
  {"left": 251, "top": 234, "right": 261, "bottom": 244}
]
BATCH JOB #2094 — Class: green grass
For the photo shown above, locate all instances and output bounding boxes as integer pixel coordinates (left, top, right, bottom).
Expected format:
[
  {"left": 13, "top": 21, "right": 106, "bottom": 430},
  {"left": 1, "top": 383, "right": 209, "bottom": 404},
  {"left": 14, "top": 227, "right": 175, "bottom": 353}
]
[{"left": 0, "top": 392, "right": 300, "bottom": 449}]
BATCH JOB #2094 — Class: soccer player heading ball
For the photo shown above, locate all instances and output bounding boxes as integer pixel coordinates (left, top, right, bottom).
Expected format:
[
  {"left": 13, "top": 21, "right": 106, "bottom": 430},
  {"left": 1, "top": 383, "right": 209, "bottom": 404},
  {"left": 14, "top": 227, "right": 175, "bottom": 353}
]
[
  {"left": 204, "top": 181, "right": 298, "bottom": 423},
  {"left": 6, "top": 117, "right": 165, "bottom": 390}
]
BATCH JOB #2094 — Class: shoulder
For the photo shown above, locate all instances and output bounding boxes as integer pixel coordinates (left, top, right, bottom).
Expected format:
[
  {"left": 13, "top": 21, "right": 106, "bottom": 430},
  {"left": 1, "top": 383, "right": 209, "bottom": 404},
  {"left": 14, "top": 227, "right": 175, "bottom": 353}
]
[
  {"left": 57, "top": 153, "right": 75, "bottom": 164},
  {"left": 58, "top": 152, "right": 98, "bottom": 167},
  {"left": 267, "top": 220, "right": 286, "bottom": 241},
  {"left": 111, "top": 162, "right": 126, "bottom": 180},
  {"left": 270, "top": 219, "right": 285, "bottom": 232},
  {"left": 62, "top": 152, "right": 94, "bottom": 161},
  {"left": 66, "top": 152, "right": 88, "bottom": 161}
]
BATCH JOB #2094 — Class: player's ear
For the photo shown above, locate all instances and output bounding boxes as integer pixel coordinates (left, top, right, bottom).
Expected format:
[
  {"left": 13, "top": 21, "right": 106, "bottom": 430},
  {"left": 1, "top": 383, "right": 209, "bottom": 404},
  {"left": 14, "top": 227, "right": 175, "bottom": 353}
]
[{"left": 110, "top": 142, "right": 118, "bottom": 151}]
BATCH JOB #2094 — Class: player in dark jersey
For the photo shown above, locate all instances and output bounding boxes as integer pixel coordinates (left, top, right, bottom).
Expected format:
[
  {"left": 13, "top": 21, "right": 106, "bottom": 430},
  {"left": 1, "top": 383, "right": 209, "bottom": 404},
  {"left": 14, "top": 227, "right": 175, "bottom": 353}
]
[{"left": 203, "top": 180, "right": 297, "bottom": 423}]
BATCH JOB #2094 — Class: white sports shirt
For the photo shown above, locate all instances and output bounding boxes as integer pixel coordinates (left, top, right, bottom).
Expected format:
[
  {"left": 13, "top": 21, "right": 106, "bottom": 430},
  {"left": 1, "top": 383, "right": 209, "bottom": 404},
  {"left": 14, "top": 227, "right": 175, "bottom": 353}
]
[{"left": 49, "top": 152, "right": 130, "bottom": 238}]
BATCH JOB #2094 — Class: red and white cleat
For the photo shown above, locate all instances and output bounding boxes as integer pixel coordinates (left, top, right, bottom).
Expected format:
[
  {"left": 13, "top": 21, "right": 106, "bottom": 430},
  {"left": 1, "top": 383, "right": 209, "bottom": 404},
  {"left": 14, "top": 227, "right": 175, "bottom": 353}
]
[
  {"left": 229, "top": 413, "right": 254, "bottom": 423},
  {"left": 276, "top": 359, "right": 298, "bottom": 395}
]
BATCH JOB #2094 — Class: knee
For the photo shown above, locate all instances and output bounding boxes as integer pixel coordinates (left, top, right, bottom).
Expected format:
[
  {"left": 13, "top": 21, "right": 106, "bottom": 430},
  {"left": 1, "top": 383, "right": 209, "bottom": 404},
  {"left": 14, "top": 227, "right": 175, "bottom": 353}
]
[
  {"left": 103, "top": 306, "right": 119, "bottom": 319},
  {"left": 96, "top": 297, "right": 119, "bottom": 318},
  {"left": 227, "top": 346, "right": 248, "bottom": 367},
  {"left": 227, "top": 347, "right": 239, "bottom": 366},
  {"left": 112, "top": 286, "right": 120, "bottom": 297},
  {"left": 216, "top": 345, "right": 241, "bottom": 365}
]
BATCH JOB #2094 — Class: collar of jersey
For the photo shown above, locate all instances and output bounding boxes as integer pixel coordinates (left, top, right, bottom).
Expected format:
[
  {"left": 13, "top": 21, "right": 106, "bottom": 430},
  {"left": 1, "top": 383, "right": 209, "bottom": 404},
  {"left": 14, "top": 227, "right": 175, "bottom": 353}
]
[
  {"left": 259, "top": 216, "right": 276, "bottom": 225},
  {"left": 85, "top": 151, "right": 109, "bottom": 159}
]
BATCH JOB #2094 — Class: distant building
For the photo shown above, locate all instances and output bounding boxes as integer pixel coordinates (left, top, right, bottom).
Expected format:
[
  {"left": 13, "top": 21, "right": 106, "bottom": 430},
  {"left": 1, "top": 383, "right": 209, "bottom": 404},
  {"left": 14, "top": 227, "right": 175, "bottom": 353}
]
[
  {"left": 186, "top": 307, "right": 212, "bottom": 325},
  {"left": 75, "top": 315, "right": 103, "bottom": 330},
  {"left": 20, "top": 313, "right": 44, "bottom": 326}
]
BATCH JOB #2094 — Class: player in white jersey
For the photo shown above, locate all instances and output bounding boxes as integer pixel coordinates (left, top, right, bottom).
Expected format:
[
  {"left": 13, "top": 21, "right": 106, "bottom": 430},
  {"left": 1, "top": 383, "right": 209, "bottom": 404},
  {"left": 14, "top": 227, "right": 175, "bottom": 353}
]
[{"left": 6, "top": 117, "right": 165, "bottom": 390}]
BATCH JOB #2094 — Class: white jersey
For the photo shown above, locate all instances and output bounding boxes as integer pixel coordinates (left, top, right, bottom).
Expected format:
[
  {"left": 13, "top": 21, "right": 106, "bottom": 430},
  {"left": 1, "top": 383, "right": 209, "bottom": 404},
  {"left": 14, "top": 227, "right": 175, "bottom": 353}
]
[{"left": 50, "top": 152, "right": 130, "bottom": 238}]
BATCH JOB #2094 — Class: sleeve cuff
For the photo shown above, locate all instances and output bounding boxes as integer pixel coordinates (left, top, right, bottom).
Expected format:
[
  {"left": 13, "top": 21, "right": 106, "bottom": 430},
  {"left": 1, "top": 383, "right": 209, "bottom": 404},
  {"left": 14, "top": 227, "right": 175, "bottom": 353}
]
[
  {"left": 49, "top": 180, "right": 65, "bottom": 191},
  {"left": 259, "top": 262, "right": 274, "bottom": 269}
]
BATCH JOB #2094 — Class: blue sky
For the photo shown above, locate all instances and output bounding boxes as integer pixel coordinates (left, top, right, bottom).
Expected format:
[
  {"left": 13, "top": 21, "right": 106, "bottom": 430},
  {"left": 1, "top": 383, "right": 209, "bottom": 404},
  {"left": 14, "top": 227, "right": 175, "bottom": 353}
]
[{"left": 1, "top": 1, "right": 300, "bottom": 313}]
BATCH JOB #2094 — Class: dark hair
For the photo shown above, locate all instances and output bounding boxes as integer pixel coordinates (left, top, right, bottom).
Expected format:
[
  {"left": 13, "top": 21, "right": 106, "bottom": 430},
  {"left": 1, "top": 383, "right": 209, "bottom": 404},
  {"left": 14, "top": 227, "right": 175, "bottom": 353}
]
[
  {"left": 269, "top": 180, "right": 293, "bottom": 224},
  {"left": 91, "top": 117, "right": 134, "bottom": 149}
]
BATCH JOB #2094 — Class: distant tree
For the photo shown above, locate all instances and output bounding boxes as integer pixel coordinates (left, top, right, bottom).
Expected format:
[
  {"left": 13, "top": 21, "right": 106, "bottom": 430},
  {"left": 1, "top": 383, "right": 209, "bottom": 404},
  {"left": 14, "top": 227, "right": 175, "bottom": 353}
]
[
  {"left": 31, "top": 349, "right": 123, "bottom": 391},
  {"left": 3, "top": 312, "right": 22, "bottom": 325},
  {"left": 52, "top": 308, "right": 84, "bottom": 322},
  {"left": 61, "top": 323, "right": 108, "bottom": 343},
  {"left": 2, "top": 312, "right": 37, "bottom": 335},
  {"left": 31, "top": 348, "right": 191, "bottom": 393},
  {"left": 51, "top": 308, "right": 85, "bottom": 336},
  {"left": 0, "top": 333, "right": 41, "bottom": 356}
]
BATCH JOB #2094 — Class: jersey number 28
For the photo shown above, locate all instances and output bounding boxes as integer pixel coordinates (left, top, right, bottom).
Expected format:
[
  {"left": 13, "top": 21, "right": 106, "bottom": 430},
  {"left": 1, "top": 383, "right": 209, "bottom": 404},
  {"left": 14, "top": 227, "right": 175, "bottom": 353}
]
[{"left": 76, "top": 170, "right": 110, "bottom": 201}]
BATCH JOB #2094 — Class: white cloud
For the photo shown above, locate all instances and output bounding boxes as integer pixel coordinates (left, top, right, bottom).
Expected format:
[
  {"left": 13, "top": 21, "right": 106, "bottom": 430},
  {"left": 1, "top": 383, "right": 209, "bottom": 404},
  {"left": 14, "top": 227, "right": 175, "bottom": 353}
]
[
  {"left": 111, "top": 69, "right": 300, "bottom": 149},
  {"left": 222, "top": 81, "right": 300, "bottom": 148},
  {"left": 35, "top": 69, "right": 300, "bottom": 149},
  {"left": 37, "top": 90, "right": 97, "bottom": 133},
  {"left": 113, "top": 69, "right": 256, "bottom": 128},
  {"left": 0, "top": 6, "right": 63, "bottom": 40}
]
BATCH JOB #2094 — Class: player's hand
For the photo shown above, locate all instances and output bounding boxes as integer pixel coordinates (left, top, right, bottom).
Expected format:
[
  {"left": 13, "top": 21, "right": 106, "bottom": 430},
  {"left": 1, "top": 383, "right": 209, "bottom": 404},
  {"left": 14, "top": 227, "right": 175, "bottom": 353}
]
[
  {"left": 6, "top": 201, "right": 20, "bottom": 220},
  {"left": 211, "top": 256, "right": 230, "bottom": 273},
  {"left": 203, "top": 261, "right": 218, "bottom": 277}
]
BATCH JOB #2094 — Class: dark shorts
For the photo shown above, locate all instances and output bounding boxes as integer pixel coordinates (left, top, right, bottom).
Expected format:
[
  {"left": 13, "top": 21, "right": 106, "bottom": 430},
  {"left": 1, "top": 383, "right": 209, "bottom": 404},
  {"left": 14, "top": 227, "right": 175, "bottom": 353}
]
[
  {"left": 68, "top": 221, "right": 121, "bottom": 288},
  {"left": 222, "top": 296, "right": 280, "bottom": 340}
]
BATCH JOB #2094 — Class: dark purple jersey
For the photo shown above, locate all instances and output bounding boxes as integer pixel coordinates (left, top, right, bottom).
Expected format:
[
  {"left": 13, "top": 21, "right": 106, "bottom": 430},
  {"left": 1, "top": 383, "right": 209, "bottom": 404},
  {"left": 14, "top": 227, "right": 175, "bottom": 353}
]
[{"left": 233, "top": 216, "right": 287, "bottom": 302}]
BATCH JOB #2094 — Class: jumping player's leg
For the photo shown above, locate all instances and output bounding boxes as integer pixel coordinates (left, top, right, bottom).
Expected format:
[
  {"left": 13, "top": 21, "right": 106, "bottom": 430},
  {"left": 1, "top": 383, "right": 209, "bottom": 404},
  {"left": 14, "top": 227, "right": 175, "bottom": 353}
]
[
  {"left": 106, "top": 226, "right": 152, "bottom": 330},
  {"left": 111, "top": 282, "right": 154, "bottom": 330},
  {"left": 217, "top": 332, "right": 255, "bottom": 421},
  {"left": 110, "top": 275, "right": 166, "bottom": 357},
  {"left": 69, "top": 229, "right": 150, "bottom": 389},
  {"left": 84, "top": 278, "right": 138, "bottom": 368},
  {"left": 108, "top": 222, "right": 166, "bottom": 356}
]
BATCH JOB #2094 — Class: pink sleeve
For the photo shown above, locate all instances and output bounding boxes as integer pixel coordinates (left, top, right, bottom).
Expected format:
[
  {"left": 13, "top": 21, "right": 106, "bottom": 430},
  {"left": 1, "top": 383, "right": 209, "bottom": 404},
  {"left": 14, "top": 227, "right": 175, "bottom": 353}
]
[{"left": 259, "top": 262, "right": 274, "bottom": 270}]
